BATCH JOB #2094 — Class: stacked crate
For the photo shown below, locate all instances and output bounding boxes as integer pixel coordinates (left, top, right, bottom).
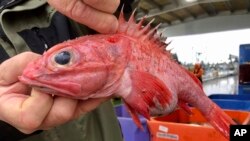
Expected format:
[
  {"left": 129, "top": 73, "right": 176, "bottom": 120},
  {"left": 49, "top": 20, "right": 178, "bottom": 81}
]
[{"left": 239, "top": 44, "right": 250, "bottom": 94}]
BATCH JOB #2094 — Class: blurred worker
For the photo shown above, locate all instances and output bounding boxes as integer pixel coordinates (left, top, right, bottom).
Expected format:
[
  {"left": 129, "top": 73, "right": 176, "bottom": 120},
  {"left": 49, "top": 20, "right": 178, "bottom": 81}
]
[{"left": 193, "top": 63, "right": 204, "bottom": 83}]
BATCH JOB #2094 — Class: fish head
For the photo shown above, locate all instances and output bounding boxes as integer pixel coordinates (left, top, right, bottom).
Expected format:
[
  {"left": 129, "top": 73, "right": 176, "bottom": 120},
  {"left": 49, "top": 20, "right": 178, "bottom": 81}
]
[{"left": 19, "top": 35, "right": 127, "bottom": 99}]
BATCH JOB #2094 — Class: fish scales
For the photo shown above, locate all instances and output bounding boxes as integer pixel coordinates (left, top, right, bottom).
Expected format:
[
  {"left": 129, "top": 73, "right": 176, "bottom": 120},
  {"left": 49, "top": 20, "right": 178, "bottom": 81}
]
[{"left": 19, "top": 10, "right": 235, "bottom": 139}]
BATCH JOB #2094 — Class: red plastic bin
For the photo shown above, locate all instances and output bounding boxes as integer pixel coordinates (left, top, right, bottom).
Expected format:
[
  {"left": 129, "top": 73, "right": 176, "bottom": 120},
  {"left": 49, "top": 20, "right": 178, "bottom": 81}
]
[{"left": 147, "top": 108, "right": 250, "bottom": 141}]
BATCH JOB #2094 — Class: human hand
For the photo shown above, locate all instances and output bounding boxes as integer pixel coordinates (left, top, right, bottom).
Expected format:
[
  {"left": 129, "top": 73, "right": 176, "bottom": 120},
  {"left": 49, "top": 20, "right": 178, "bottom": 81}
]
[
  {"left": 47, "top": 0, "right": 120, "bottom": 33},
  {"left": 0, "top": 52, "right": 107, "bottom": 134}
]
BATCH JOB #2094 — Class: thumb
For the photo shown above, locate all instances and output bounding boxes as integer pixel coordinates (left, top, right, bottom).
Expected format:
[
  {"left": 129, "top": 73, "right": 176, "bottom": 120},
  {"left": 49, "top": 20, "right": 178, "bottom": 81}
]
[{"left": 0, "top": 52, "right": 41, "bottom": 85}]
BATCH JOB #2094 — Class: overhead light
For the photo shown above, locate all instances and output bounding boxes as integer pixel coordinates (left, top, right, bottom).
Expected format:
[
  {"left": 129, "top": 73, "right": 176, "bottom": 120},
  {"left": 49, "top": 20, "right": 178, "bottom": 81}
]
[{"left": 186, "top": 0, "right": 197, "bottom": 2}]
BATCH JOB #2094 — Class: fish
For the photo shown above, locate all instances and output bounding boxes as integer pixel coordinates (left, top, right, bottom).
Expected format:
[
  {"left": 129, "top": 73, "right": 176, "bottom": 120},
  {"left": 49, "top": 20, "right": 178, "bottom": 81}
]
[{"left": 19, "top": 10, "right": 235, "bottom": 139}]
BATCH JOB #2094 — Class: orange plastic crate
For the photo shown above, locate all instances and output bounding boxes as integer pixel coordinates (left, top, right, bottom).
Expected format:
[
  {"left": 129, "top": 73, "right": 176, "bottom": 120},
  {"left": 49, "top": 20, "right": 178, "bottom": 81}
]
[{"left": 147, "top": 108, "right": 250, "bottom": 141}]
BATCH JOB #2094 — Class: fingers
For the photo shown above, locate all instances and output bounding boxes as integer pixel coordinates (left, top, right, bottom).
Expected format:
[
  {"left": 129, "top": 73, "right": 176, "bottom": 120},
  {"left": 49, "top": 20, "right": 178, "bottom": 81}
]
[
  {"left": 74, "top": 6, "right": 118, "bottom": 33},
  {"left": 0, "top": 89, "right": 53, "bottom": 134},
  {"left": 74, "top": 98, "right": 108, "bottom": 118},
  {"left": 0, "top": 52, "right": 41, "bottom": 85},
  {"left": 0, "top": 85, "right": 107, "bottom": 133},
  {"left": 0, "top": 82, "right": 30, "bottom": 96},
  {"left": 42, "top": 97, "right": 78, "bottom": 128},
  {"left": 0, "top": 86, "right": 79, "bottom": 133},
  {"left": 17, "top": 89, "right": 53, "bottom": 133},
  {"left": 83, "top": 0, "right": 120, "bottom": 13},
  {"left": 47, "top": 0, "right": 120, "bottom": 33}
]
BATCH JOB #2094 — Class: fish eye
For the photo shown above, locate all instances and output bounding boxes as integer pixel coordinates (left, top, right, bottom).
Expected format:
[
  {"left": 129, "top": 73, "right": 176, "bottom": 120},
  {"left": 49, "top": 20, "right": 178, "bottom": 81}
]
[{"left": 54, "top": 51, "right": 71, "bottom": 65}]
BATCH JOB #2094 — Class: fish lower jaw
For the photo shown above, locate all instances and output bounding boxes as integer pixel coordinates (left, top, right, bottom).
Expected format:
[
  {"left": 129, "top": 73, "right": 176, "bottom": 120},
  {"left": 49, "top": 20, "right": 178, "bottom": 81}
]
[
  {"left": 33, "top": 86, "right": 56, "bottom": 94},
  {"left": 32, "top": 85, "right": 77, "bottom": 98},
  {"left": 19, "top": 76, "right": 80, "bottom": 98}
]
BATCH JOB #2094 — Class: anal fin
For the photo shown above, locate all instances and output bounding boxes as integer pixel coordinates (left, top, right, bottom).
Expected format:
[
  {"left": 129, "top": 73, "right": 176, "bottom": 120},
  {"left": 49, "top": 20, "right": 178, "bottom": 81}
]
[{"left": 124, "top": 102, "right": 144, "bottom": 130}]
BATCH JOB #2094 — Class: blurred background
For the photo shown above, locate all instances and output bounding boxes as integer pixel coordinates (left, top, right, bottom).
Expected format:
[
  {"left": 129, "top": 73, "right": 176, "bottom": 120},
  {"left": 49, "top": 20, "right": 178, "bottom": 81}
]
[{"left": 132, "top": 0, "right": 250, "bottom": 96}]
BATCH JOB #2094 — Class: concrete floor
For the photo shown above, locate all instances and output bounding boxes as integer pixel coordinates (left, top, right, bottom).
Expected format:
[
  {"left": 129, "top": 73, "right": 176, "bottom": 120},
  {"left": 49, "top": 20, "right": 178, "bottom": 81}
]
[{"left": 203, "top": 75, "right": 238, "bottom": 96}]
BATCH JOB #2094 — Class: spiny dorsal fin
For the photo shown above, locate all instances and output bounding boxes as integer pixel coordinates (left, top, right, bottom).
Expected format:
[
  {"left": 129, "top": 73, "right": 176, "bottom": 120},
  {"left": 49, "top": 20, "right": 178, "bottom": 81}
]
[{"left": 118, "top": 9, "right": 172, "bottom": 57}]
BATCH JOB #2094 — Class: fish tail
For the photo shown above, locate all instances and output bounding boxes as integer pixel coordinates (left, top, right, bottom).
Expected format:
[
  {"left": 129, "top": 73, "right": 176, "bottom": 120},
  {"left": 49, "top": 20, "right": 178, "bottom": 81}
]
[
  {"left": 201, "top": 98, "right": 236, "bottom": 139},
  {"left": 182, "top": 68, "right": 235, "bottom": 139}
]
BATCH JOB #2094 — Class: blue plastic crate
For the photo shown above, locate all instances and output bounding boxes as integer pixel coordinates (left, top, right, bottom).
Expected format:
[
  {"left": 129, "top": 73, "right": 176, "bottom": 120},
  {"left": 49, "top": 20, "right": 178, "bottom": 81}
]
[
  {"left": 238, "top": 85, "right": 250, "bottom": 95},
  {"left": 209, "top": 94, "right": 250, "bottom": 100},
  {"left": 239, "top": 44, "right": 250, "bottom": 64},
  {"left": 209, "top": 94, "right": 250, "bottom": 111},
  {"left": 212, "top": 99, "right": 250, "bottom": 111},
  {"left": 115, "top": 104, "right": 131, "bottom": 117},
  {"left": 115, "top": 105, "right": 150, "bottom": 141}
]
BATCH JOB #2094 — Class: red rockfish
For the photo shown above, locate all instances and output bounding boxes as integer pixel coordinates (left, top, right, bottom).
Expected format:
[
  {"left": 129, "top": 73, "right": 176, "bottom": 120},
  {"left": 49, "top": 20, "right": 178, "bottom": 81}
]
[{"left": 19, "top": 11, "right": 235, "bottom": 139}]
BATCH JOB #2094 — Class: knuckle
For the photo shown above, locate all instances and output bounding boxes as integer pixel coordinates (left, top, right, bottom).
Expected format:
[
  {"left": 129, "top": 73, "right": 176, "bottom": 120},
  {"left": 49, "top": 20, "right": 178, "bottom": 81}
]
[
  {"left": 53, "top": 110, "right": 73, "bottom": 123},
  {"left": 84, "top": 0, "right": 120, "bottom": 13},
  {"left": 20, "top": 51, "right": 40, "bottom": 60},
  {"left": 21, "top": 51, "right": 33, "bottom": 57},
  {"left": 68, "top": 1, "right": 89, "bottom": 20},
  {"left": 0, "top": 61, "right": 10, "bottom": 85},
  {"left": 21, "top": 51, "right": 34, "bottom": 57},
  {"left": 19, "top": 116, "right": 42, "bottom": 132},
  {"left": 0, "top": 58, "right": 9, "bottom": 71},
  {"left": 83, "top": 0, "right": 98, "bottom": 5}
]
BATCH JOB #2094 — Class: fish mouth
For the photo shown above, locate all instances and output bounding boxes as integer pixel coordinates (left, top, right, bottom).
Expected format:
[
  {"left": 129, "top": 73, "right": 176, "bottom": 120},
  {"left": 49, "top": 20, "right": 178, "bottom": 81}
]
[
  {"left": 18, "top": 76, "right": 81, "bottom": 98},
  {"left": 33, "top": 86, "right": 59, "bottom": 95}
]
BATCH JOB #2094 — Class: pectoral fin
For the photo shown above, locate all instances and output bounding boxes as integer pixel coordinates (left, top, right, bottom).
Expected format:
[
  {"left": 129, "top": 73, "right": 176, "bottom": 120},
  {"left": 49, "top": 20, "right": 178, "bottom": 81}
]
[{"left": 119, "top": 71, "right": 177, "bottom": 128}]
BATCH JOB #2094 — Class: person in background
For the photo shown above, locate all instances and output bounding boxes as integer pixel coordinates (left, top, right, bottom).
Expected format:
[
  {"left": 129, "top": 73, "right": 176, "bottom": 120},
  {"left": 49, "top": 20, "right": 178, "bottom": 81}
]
[
  {"left": 193, "top": 63, "right": 204, "bottom": 83},
  {"left": 0, "top": 0, "right": 134, "bottom": 141}
]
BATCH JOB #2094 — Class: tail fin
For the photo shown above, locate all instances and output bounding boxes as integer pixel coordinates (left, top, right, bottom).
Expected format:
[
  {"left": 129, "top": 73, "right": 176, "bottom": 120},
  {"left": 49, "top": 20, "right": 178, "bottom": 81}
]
[
  {"left": 180, "top": 67, "right": 235, "bottom": 138},
  {"left": 179, "top": 69, "right": 235, "bottom": 139},
  {"left": 199, "top": 98, "right": 236, "bottom": 139}
]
